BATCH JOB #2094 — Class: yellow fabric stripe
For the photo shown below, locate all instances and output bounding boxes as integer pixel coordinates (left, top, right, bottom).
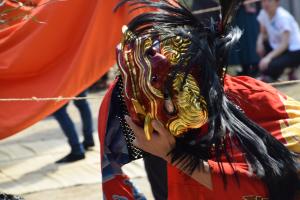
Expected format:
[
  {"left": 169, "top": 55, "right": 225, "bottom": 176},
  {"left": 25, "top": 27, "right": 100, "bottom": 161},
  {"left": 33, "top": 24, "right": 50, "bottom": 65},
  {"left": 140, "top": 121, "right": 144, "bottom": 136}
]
[{"left": 279, "top": 95, "right": 300, "bottom": 153}]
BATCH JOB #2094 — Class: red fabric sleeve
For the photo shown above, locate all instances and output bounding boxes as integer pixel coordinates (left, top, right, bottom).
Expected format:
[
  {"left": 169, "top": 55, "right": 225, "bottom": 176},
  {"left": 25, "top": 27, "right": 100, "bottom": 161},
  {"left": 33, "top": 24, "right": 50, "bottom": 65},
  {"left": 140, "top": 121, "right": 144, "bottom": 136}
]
[
  {"left": 98, "top": 78, "right": 145, "bottom": 200},
  {"left": 98, "top": 78, "right": 118, "bottom": 158},
  {"left": 102, "top": 175, "right": 138, "bottom": 200}
]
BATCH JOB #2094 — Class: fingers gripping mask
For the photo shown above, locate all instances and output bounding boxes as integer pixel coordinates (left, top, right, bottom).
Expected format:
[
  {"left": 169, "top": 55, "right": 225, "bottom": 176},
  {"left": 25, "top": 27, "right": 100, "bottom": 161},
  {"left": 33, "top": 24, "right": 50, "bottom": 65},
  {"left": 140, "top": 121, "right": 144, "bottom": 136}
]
[{"left": 116, "top": 25, "right": 208, "bottom": 140}]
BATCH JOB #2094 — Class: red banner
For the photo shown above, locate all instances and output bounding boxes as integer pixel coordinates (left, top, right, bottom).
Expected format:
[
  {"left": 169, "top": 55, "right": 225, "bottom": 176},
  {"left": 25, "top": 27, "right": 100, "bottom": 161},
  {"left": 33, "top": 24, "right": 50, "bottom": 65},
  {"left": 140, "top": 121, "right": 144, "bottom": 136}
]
[{"left": 0, "top": 0, "right": 139, "bottom": 139}]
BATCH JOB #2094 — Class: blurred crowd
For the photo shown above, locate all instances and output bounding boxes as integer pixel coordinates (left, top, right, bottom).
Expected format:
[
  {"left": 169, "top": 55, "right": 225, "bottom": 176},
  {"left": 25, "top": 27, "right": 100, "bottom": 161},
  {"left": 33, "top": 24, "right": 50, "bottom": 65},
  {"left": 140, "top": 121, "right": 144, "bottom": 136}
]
[{"left": 191, "top": 0, "right": 300, "bottom": 82}]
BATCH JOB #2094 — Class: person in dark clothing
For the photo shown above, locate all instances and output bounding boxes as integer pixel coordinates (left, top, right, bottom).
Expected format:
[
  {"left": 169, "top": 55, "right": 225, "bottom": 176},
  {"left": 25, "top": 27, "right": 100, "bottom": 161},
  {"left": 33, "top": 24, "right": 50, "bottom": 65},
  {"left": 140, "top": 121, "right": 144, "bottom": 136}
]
[
  {"left": 54, "top": 90, "right": 94, "bottom": 163},
  {"left": 229, "top": 2, "right": 260, "bottom": 77}
]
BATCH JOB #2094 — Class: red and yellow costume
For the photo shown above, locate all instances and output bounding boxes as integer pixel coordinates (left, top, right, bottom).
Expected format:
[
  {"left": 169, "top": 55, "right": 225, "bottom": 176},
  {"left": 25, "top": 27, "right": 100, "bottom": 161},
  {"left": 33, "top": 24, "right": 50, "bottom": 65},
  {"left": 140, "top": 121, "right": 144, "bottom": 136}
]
[
  {"left": 98, "top": 75, "right": 300, "bottom": 200},
  {"left": 98, "top": 1, "right": 299, "bottom": 199}
]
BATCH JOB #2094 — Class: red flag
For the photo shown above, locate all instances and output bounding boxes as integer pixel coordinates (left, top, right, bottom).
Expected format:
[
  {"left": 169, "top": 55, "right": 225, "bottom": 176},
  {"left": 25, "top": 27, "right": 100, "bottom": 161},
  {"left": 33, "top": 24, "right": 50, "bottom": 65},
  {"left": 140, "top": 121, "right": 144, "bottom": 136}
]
[{"left": 0, "top": 0, "right": 141, "bottom": 139}]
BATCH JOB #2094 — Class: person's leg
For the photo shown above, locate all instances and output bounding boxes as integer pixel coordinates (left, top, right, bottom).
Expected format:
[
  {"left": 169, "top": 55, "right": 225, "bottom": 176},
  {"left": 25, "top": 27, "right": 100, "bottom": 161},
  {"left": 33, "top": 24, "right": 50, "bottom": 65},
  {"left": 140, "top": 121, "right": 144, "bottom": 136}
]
[
  {"left": 287, "top": 50, "right": 300, "bottom": 80},
  {"left": 263, "top": 50, "right": 300, "bottom": 80},
  {"left": 53, "top": 104, "right": 85, "bottom": 163},
  {"left": 262, "top": 56, "right": 287, "bottom": 80},
  {"left": 74, "top": 91, "right": 94, "bottom": 149}
]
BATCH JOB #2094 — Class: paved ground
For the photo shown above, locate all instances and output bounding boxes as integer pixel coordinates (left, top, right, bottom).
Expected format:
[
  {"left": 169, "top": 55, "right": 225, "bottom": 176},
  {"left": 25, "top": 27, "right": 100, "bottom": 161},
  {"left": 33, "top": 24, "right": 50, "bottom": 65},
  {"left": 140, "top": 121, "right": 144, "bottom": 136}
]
[{"left": 0, "top": 89, "right": 153, "bottom": 200}]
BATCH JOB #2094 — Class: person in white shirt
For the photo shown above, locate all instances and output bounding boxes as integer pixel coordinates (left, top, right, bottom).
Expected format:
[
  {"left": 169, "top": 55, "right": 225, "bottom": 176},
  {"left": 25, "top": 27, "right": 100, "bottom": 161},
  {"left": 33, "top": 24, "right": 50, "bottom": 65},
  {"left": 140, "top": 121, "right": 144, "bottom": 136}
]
[{"left": 256, "top": 0, "right": 300, "bottom": 82}]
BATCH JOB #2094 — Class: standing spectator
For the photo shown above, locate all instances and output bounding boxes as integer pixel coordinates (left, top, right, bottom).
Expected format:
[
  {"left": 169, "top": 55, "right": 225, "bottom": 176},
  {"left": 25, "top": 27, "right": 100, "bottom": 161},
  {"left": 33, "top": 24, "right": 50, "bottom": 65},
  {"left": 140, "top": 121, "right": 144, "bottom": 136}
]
[
  {"left": 229, "top": 2, "right": 260, "bottom": 77},
  {"left": 256, "top": 0, "right": 300, "bottom": 82},
  {"left": 54, "top": 90, "right": 94, "bottom": 163}
]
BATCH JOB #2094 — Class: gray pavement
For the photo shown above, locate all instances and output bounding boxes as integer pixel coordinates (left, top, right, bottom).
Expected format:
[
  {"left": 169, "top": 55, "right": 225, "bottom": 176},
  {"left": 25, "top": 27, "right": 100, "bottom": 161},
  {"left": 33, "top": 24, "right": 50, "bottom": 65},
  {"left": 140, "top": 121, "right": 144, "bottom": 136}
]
[{"left": 0, "top": 90, "right": 154, "bottom": 200}]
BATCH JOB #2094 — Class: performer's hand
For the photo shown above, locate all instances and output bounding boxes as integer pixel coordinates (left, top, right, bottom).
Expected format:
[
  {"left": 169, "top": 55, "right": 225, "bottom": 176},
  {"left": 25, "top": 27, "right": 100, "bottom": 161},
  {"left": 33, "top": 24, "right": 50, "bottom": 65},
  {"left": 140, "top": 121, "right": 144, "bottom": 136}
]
[
  {"left": 125, "top": 115, "right": 175, "bottom": 161},
  {"left": 259, "top": 56, "right": 271, "bottom": 71},
  {"left": 256, "top": 42, "right": 265, "bottom": 57},
  {"left": 125, "top": 115, "right": 213, "bottom": 190}
]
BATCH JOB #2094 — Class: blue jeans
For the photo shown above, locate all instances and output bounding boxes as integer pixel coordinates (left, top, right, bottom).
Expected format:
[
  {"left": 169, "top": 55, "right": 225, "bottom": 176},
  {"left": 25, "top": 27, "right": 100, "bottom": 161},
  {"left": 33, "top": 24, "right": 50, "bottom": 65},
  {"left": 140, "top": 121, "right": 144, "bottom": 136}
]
[{"left": 53, "top": 91, "right": 94, "bottom": 155}]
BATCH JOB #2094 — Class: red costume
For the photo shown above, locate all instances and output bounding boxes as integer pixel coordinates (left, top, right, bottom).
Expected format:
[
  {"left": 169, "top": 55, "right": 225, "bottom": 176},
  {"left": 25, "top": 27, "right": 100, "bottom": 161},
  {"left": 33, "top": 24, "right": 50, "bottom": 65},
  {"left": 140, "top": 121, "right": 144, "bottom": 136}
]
[
  {"left": 98, "top": 75, "right": 300, "bottom": 200},
  {"left": 98, "top": 1, "right": 299, "bottom": 199}
]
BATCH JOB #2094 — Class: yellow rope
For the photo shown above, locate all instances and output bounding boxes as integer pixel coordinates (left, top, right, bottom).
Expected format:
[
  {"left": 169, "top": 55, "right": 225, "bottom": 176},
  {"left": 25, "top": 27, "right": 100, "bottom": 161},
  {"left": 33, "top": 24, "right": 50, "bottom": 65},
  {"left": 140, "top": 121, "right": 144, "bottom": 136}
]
[
  {"left": 270, "top": 80, "right": 300, "bottom": 87},
  {"left": 192, "top": 6, "right": 221, "bottom": 15},
  {"left": 243, "top": 0, "right": 261, "bottom": 4},
  {"left": 191, "top": 0, "right": 261, "bottom": 15},
  {"left": 0, "top": 80, "right": 299, "bottom": 102},
  {"left": 0, "top": 96, "right": 99, "bottom": 102}
]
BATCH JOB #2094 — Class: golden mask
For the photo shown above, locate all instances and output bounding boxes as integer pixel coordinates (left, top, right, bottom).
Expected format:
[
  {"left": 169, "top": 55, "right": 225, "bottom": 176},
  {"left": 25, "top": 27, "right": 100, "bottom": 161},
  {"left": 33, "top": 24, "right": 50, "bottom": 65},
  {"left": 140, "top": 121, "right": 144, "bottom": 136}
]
[{"left": 117, "top": 25, "right": 208, "bottom": 139}]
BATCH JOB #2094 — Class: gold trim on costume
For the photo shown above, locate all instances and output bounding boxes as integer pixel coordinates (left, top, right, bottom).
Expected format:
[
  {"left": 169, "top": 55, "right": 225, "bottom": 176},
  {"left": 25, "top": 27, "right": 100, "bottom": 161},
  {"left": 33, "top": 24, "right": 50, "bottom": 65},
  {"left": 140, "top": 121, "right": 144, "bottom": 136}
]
[{"left": 278, "top": 95, "right": 300, "bottom": 153}]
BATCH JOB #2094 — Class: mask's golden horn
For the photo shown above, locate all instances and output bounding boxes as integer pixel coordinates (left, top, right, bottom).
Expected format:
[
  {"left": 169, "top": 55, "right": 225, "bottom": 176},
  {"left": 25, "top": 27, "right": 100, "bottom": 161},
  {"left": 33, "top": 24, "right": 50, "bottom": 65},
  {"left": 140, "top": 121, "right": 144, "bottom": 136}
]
[
  {"left": 131, "top": 98, "right": 146, "bottom": 116},
  {"left": 144, "top": 113, "right": 153, "bottom": 141}
]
